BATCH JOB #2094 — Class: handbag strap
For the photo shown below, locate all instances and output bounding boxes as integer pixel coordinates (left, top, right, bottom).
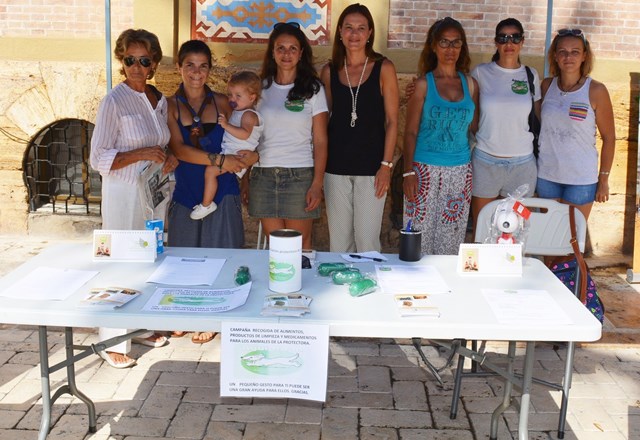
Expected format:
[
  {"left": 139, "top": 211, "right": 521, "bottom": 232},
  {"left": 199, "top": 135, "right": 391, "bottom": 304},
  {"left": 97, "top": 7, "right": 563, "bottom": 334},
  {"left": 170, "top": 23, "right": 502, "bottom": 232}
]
[
  {"left": 525, "top": 66, "right": 535, "bottom": 100},
  {"left": 568, "top": 206, "right": 588, "bottom": 302}
]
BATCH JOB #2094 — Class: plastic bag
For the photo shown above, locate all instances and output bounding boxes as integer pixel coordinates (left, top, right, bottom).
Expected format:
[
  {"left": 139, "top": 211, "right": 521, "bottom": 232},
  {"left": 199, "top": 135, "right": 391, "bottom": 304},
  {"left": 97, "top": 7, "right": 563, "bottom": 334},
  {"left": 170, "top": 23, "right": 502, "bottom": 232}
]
[{"left": 485, "top": 184, "right": 531, "bottom": 246}]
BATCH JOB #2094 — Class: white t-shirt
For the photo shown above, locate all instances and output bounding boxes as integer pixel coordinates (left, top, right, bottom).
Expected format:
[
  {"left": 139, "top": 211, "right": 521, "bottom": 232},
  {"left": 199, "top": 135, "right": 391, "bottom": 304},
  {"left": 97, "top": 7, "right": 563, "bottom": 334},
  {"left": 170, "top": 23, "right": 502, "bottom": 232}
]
[
  {"left": 471, "top": 62, "right": 541, "bottom": 157},
  {"left": 221, "top": 109, "right": 263, "bottom": 155},
  {"left": 256, "top": 81, "right": 328, "bottom": 168}
]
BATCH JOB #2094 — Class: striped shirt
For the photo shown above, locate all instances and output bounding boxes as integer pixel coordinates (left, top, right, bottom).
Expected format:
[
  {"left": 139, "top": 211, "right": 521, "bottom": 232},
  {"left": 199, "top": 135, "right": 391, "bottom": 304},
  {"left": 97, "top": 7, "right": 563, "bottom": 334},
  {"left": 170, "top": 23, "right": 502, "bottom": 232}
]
[{"left": 90, "top": 82, "right": 171, "bottom": 185}]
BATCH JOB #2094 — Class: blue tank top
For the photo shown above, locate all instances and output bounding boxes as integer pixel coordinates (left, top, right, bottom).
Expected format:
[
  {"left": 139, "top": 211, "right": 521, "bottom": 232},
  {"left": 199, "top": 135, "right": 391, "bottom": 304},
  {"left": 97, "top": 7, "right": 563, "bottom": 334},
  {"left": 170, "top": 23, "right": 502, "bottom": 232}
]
[
  {"left": 414, "top": 71, "right": 474, "bottom": 166},
  {"left": 172, "top": 93, "right": 239, "bottom": 209}
]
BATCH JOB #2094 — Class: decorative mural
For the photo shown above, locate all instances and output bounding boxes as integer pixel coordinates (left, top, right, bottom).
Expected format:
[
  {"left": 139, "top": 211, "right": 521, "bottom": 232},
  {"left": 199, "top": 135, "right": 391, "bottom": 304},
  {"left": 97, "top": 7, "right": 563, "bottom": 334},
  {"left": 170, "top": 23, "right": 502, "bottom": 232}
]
[{"left": 192, "top": 0, "right": 330, "bottom": 45}]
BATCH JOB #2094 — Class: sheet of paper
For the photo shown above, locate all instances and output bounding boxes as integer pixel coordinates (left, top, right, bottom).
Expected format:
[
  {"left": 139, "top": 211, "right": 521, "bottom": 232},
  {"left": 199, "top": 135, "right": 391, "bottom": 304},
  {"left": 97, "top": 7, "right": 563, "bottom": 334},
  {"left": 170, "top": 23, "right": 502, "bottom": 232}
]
[
  {"left": 341, "top": 251, "right": 388, "bottom": 263},
  {"left": 482, "top": 289, "right": 573, "bottom": 325},
  {"left": 375, "top": 264, "right": 450, "bottom": 294},
  {"left": 0, "top": 267, "right": 98, "bottom": 301},
  {"left": 142, "top": 282, "right": 251, "bottom": 313},
  {"left": 146, "top": 256, "right": 225, "bottom": 285}
]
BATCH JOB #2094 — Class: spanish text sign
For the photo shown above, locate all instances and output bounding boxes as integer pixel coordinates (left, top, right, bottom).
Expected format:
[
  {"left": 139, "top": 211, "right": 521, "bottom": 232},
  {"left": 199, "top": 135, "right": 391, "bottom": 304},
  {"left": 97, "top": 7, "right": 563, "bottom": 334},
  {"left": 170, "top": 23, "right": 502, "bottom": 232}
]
[{"left": 220, "top": 322, "right": 329, "bottom": 401}]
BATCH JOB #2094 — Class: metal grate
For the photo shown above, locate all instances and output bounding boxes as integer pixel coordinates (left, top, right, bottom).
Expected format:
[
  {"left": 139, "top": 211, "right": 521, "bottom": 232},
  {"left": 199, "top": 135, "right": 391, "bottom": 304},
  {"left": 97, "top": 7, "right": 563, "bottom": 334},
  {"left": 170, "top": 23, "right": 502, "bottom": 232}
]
[{"left": 23, "top": 119, "right": 101, "bottom": 215}]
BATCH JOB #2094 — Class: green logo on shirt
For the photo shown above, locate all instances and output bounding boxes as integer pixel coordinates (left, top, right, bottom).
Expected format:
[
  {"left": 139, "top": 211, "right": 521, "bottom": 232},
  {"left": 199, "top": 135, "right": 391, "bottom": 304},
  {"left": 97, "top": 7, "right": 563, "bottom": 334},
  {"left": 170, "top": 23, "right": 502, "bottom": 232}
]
[
  {"left": 284, "top": 99, "right": 305, "bottom": 112},
  {"left": 511, "top": 80, "right": 529, "bottom": 95}
]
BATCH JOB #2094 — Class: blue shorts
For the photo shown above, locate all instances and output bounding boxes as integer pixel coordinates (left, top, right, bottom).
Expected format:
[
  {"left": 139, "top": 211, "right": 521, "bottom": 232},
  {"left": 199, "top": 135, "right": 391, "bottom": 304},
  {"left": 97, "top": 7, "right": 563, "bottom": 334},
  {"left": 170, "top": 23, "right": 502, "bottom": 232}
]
[
  {"left": 536, "top": 177, "right": 597, "bottom": 205},
  {"left": 248, "top": 166, "right": 320, "bottom": 219}
]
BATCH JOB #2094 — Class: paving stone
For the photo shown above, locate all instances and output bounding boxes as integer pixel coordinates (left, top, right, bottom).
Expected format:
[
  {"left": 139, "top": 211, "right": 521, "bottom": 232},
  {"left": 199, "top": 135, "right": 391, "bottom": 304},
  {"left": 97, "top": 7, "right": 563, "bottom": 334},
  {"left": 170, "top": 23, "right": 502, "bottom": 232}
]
[
  {"left": 68, "top": 399, "right": 143, "bottom": 418},
  {"left": 47, "top": 414, "right": 93, "bottom": 440},
  {"left": 183, "top": 386, "right": 222, "bottom": 405},
  {"left": 0, "top": 364, "right": 31, "bottom": 395},
  {"left": 243, "top": 422, "right": 320, "bottom": 440},
  {"left": 0, "top": 410, "right": 24, "bottom": 429},
  {"left": 390, "top": 366, "right": 429, "bottom": 382},
  {"left": 210, "top": 404, "right": 286, "bottom": 423},
  {"left": 326, "top": 391, "right": 393, "bottom": 409},
  {"left": 138, "top": 385, "right": 185, "bottom": 418},
  {"left": 359, "top": 426, "right": 398, "bottom": 439},
  {"left": 360, "top": 409, "right": 431, "bottom": 429},
  {"left": 157, "top": 371, "right": 217, "bottom": 388},
  {"left": 166, "top": 402, "right": 213, "bottom": 439},
  {"left": 284, "top": 400, "right": 322, "bottom": 424},
  {"left": 202, "top": 421, "right": 244, "bottom": 440},
  {"left": 0, "top": 351, "right": 14, "bottom": 366},
  {"left": 431, "top": 409, "right": 472, "bottom": 430},
  {"left": 357, "top": 355, "right": 420, "bottom": 368},
  {"left": 320, "top": 407, "right": 358, "bottom": 440},
  {"left": 330, "top": 340, "right": 380, "bottom": 356},
  {"left": 0, "top": 330, "right": 33, "bottom": 343},
  {"left": 565, "top": 399, "right": 620, "bottom": 432},
  {"left": 468, "top": 413, "right": 512, "bottom": 440},
  {"left": 0, "top": 429, "right": 38, "bottom": 440},
  {"left": 112, "top": 369, "right": 160, "bottom": 401},
  {"left": 327, "top": 375, "right": 358, "bottom": 392},
  {"left": 398, "top": 428, "right": 474, "bottom": 440},
  {"left": 463, "top": 396, "right": 515, "bottom": 414},
  {"left": 358, "top": 365, "right": 391, "bottom": 393},
  {"left": 94, "top": 415, "right": 169, "bottom": 437},
  {"left": 393, "top": 381, "right": 428, "bottom": 410},
  {"left": 0, "top": 378, "right": 45, "bottom": 411},
  {"left": 327, "top": 354, "right": 357, "bottom": 377},
  {"left": 84, "top": 434, "right": 123, "bottom": 440}
]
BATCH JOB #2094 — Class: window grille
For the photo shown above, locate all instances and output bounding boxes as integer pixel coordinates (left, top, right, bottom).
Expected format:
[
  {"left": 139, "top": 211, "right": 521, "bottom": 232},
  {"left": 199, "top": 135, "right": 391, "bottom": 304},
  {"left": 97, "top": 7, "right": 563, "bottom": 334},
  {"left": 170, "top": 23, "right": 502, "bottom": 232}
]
[{"left": 23, "top": 119, "right": 101, "bottom": 215}]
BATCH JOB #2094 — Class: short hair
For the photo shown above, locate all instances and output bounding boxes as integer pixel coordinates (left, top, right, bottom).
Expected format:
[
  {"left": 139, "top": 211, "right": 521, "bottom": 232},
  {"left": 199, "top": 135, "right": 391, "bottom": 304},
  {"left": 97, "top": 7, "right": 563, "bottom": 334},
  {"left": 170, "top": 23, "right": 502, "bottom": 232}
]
[
  {"left": 547, "top": 31, "right": 594, "bottom": 77},
  {"left": 114, "top": 29, "right": 162, "bottom": 79},
  {"left": 491, "top": 18, "right": 525, "bottom": 62},
  {"left": 228, "top": 71, "right": 262, "bottom": 100},
  {"left": 177, "top": 40, "right": 213, "bottom": 67},
  {"left": 418, "top": 17, "right": 470, "bottom": 76},
  {"left": 330, "top": 3, "right": 383, "bottom": 70}
]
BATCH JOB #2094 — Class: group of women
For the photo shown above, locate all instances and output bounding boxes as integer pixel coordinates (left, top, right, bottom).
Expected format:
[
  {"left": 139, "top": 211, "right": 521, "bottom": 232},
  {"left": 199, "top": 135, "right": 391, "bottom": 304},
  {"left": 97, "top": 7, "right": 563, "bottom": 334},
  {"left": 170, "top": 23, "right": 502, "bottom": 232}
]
[{"left": 90, "top": 5, "right": 614, "bottom": 367}]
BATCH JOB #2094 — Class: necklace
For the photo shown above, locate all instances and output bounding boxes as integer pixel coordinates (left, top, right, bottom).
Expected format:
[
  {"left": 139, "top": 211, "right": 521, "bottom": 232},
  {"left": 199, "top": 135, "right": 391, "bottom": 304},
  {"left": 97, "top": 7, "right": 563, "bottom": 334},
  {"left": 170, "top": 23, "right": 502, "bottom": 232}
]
[
  {"left": 176, "top": 84, "right": 214, "bottom": 148},
  {"left": 559, "top": 76, "right": 582, "bottom": 96},
  {"left": 344, "top": 56, "right": 368, "bottom": 128}
]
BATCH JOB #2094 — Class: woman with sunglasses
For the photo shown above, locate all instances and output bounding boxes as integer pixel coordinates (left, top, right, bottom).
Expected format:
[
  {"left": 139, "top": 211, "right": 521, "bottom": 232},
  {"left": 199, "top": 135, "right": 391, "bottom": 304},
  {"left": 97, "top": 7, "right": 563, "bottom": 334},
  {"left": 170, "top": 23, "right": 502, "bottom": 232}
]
[
  {"left": 90, "top": 29, "right": 174, "bottom": 368},
  {"left": 166, "top": 40, "right": 258, "bottom": 344},
  {"left": 470, "top": 18, "right": 539, "bottom": 232},
  {"left": 245, "top": 22, "right": 328, "bottom": 249},
  {"left": 537, "top": 29, "right": 615, "bottom": 221},
  {"left": 320, "top": 3, "right": 399, "bottom": 253},
  {"left": 403, "top": 17, "right": 478, "bottom": 255}
]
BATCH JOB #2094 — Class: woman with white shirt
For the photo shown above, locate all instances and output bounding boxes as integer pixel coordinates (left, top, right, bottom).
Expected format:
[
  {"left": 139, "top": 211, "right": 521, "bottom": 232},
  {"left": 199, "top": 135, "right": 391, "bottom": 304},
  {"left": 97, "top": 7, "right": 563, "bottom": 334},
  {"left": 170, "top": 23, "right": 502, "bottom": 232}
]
[
  {"left": 90, "top": 29, "right": 175, "bottom": 368},
  {"left": 246, "top": 22, "right": 328, "bottom": 250}
]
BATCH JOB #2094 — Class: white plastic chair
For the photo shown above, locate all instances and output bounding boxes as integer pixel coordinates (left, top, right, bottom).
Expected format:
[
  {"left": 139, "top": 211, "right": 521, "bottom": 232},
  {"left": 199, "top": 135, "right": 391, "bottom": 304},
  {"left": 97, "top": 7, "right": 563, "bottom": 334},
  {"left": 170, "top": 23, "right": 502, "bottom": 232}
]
[{"left": 450, "top": 198, "right": 587, "bottom": 439}]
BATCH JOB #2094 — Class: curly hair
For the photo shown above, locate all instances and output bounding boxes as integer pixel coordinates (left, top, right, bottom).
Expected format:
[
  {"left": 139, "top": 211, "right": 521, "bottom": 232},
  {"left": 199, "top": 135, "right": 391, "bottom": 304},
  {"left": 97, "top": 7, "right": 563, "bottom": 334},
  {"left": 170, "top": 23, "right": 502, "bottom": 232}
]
[
  {"left": 260, "top": 23, "right": 321, "bottom": 101},
  {"left": 114, "top": 29, "right": 162, "bottom": 79},
  {"left": 418, "top": 17, "right": 470, "bottom": 76},
  {"left": 228, "top": 71, "right": 262, "bottom": 101}
]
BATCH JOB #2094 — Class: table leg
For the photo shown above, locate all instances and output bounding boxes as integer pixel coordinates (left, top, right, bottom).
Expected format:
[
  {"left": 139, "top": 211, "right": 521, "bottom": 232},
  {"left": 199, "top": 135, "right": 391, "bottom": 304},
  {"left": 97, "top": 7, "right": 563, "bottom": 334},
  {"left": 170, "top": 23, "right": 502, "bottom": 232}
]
[
  {"left": 517, "top": 341, "right": 536, "bottom": 440},
  {"left": 557, "top": 340, "right": 575, "bottom": 439},
  {"left": 450, "top": 339, "right": 466, "bottom": 419},
  {"left": 489, "top": 341, "right": 516, "bottom": 440},
  {"left": 37, "top": 327, "right": 51, "bottom": 440}
]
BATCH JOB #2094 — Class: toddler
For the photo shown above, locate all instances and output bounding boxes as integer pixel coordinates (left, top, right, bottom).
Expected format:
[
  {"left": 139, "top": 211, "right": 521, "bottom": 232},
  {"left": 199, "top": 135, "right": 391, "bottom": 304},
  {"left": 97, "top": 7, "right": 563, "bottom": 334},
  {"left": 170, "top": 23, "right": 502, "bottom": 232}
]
[{"left": 191, "top": 71, "right": 263, "bottom": 220}]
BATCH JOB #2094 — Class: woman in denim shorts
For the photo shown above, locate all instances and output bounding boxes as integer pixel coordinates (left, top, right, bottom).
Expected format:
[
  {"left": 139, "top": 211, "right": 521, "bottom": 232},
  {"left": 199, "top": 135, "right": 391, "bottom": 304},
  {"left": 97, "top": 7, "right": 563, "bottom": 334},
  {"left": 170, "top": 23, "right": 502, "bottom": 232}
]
[
  {"left": 470, "top": 18, "right": 540, "bottom": 233},
  {"left": 537, "top": 28, "right": 615, "bottom": 221},
  {"left": 245, "top": 22, "right": 328, "bottom": 249}
]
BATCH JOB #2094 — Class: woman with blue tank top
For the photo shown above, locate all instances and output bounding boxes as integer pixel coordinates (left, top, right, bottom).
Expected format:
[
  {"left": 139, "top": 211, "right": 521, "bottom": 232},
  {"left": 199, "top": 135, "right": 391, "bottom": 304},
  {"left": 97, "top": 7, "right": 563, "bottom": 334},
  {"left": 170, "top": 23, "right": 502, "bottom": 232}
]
[
  {"left": 403, "top": 17, "right": 479, "bottom": 255},
  {"left": 537, "top": 29, "right": 615, "bottom": 222}
]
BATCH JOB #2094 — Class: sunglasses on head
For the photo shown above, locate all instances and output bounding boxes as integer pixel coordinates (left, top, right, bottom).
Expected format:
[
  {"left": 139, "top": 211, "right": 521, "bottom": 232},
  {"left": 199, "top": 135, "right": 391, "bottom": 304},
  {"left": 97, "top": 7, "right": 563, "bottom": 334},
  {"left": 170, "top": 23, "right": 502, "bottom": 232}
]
[
  {"left": 495, "top": 33, "right": 523, "bottom": 44},
  {"left": 557, "top": 28, "right": 586, "bottom": 42},
  {"left": 273, "top": 22, "right": 301, "bottom": 30},
  {"left": 123, "top": 56, "right": 152, "bottom": 68}
]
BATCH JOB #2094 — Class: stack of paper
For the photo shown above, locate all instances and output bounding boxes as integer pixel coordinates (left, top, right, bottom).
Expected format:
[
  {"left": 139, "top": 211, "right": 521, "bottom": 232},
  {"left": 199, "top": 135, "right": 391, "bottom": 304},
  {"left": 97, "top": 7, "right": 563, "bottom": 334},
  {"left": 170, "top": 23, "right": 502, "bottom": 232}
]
[
  {"left": 394, "top": 294, "right": 440, "bottom": 317},
  {"left": 261, "top": 294, "right": 312, "bottom": 317},
  {"left": 78, "top": 287, "right": 141, "bottom": 308}
]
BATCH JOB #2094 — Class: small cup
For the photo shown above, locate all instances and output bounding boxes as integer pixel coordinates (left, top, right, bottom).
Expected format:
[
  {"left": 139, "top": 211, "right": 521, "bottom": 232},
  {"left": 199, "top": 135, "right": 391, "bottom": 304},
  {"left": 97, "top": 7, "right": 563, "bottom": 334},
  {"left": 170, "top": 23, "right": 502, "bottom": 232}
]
[{"left": 399, "top": 230, "right": 422, "bottom": 262}]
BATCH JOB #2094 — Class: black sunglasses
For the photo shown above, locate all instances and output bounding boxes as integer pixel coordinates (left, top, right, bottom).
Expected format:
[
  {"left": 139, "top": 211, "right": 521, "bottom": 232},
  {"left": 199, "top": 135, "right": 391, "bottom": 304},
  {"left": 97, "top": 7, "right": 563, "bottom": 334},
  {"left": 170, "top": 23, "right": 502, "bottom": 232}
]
[
  {"left": 495, "top": 33, "right": 523, "bottom": 44},
  {"left": 557, "top": 28, "right": 586, "bottom": 42},
  {"left": 273, "top": 22, "right": 301, "bottom": 30},
  {"left": 123, "top": 56, "right": 152, "bottom": 68}
]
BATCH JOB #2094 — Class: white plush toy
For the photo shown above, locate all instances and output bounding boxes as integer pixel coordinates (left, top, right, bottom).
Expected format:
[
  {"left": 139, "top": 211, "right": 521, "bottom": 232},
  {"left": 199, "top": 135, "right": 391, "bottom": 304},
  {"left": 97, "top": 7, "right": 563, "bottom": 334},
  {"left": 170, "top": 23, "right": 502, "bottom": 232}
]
[
  {"left": 493, "top": 203, "right": 523, "bottom": 244},
  {"left": 485, "top": 184, "right": 530, "bottom": 246}
]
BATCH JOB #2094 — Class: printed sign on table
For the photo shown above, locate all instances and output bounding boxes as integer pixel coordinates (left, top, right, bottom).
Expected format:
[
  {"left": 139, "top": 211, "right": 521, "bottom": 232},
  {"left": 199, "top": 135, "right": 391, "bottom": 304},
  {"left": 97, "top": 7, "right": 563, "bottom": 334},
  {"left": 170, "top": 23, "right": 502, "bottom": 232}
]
[{"left": 220, "top": 322, "right": 329, "bottom": 401}]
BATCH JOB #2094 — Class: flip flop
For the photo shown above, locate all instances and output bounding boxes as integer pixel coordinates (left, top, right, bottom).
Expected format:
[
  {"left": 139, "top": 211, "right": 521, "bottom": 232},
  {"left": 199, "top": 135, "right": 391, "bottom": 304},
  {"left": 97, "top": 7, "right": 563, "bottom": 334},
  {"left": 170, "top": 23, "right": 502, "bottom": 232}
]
[
  {"left": 97, "top": 350, "right": 136, "bottom": 369},
  {"left": 191, "top": 332, "right": 216, "bottom": 344},
  {"left": 132, "top": 334, "right": 168, "bottom": 348}
]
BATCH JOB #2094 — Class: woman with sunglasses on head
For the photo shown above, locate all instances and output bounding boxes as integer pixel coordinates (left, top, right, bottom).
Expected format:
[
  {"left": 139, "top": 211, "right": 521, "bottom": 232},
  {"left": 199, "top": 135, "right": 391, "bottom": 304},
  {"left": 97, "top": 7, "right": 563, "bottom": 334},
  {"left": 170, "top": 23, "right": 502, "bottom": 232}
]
[
  {"left": 90, "top": 29, "right": 174, "bottom": 368},
  {"left": 166, "top": 40, "right": 259, "bottom": 344},
  {"left": 245, "top": 22, "right": 328, "bottom": 249},
  {"left": 319, "top": 4, "right": 399, "bottom": 253},
  {"left": 403, "top": 17, "right": 479, "bottom": 255},
  {"left": 537, "top": 29, "right": 615, "bottom": 221},
  {"left": 470, "top": 18, "right": 540, "bottom": 232}
]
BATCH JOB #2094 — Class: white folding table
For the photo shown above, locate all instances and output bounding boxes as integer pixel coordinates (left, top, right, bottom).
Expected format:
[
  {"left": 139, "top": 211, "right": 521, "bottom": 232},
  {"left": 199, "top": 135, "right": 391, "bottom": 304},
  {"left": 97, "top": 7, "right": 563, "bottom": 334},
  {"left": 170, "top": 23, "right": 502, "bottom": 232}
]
[{"left": 0, "top": 244, "right": 601, "bottom": 440}]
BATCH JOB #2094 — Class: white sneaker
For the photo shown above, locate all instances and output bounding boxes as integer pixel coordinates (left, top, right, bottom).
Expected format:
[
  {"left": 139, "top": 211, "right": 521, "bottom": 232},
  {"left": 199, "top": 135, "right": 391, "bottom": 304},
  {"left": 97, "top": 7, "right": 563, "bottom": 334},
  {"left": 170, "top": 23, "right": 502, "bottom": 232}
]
[{"left": 190, "top": 202, "right": 217, "bottom": 220}]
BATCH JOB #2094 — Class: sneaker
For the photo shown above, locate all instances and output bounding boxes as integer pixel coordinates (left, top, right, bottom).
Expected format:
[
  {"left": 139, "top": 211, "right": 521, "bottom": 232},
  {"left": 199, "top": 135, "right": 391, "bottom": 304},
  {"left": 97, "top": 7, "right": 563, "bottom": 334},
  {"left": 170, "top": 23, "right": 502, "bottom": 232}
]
[{"left": 190, "top": 203, "right": 217, "bottom": 220}]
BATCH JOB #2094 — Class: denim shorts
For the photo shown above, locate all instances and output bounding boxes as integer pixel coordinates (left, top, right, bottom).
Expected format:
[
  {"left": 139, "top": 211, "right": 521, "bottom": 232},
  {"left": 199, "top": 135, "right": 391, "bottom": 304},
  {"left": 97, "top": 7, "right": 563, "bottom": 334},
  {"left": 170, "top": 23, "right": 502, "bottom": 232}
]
[
  {"left": 472, "top": 148, "right": 537, "bottom": 198},
  {"left": 248, "top": 166, "right": 320, "bottom": 219},
  {"left": 536, "top": 177, "right": 597, "bottom": 205}
]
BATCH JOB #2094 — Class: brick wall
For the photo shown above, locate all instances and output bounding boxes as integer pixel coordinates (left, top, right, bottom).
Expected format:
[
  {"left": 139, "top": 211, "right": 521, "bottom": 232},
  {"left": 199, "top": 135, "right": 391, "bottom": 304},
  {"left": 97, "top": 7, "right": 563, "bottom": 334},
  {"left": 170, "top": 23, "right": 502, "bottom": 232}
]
[
  {"left": 0, "top": 0, "right": 133, "bottom": 38},
  {"left": 389, "top": 0, "right": 640, "bottom": 61}
]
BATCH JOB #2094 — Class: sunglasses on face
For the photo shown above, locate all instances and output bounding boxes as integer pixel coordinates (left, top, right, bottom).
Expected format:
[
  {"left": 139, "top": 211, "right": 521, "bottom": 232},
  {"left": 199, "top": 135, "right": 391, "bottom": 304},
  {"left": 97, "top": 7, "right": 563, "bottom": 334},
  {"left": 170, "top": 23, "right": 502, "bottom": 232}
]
[
  {"left": 495, "top": 33, "right": 523, "bottom": 44},
  {"left": 557, "top": 28, "right": 586, "bottom": 42},
  {"left": 123, "top": 56, "right": 152, "bottom": 68},
  {"left": 273, "top": 22, "right": 301, "bottom": 30},
  {"left": 437, "top": 38, "right": 463, "bottom": 49}
]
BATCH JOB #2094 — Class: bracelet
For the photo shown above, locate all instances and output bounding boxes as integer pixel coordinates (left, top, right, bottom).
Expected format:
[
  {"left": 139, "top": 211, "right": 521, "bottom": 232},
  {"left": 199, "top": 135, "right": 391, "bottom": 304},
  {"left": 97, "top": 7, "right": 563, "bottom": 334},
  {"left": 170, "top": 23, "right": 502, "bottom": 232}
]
[
  {"left": 380, "top": 161, "right": 393, "bottom": 169},
  {"left": 403, "top": 171, "right": 416, "bottom": 177},
  {"left": 218, "top": 154, "right": 226, "bottom": 171},
  {"left": 208, "top": 153, "right": 219, "bottom": 166},
  {"left": 599, "top": 171, "right": 610, "bottom": 175}
]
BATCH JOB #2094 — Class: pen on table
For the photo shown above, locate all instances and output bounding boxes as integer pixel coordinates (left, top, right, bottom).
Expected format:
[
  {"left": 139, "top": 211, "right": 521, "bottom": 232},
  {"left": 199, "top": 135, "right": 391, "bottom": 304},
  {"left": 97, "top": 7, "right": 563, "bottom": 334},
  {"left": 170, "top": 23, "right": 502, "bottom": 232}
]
[{"left": 349, "top": 254, "right": 384, "bottom": 262}]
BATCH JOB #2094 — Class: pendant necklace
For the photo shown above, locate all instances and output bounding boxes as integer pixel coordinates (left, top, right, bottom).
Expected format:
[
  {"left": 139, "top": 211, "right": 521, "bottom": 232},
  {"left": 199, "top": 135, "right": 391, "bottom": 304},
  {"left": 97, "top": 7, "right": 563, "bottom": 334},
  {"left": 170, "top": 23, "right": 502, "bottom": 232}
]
[
  {"left": 344, "top": 56, "right": 368, "bottom": 127},
  {"left": 559, "top": 76, "right": 582, "bottom": 96}
]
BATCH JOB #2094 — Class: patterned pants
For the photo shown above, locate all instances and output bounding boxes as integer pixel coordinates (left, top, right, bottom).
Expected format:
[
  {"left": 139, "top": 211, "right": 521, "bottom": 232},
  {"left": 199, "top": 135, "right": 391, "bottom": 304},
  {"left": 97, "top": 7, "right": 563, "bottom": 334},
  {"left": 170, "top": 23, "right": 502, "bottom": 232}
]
[{"left": 404, "top": 162, "right": 472, "bottom": 255}]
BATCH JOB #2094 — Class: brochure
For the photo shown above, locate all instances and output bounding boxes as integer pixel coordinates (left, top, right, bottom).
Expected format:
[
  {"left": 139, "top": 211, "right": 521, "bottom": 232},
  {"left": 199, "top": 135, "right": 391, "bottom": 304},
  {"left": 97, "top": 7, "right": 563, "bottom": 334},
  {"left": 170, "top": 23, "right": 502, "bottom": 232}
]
[
  {"left": 457, "top": 243, "right": 523, "bottom": 276},
  {"left": 261, "top": 293, "right": 312, "bottom": 317},
  {"left": 78, "top": 287, "right": 141, "bottom": 308},
  {"left": 138, "top": 161, "right": 171, "bottom": 220},
  {"left": 394, "top": 294, "right": 440, "bottom": 317}
]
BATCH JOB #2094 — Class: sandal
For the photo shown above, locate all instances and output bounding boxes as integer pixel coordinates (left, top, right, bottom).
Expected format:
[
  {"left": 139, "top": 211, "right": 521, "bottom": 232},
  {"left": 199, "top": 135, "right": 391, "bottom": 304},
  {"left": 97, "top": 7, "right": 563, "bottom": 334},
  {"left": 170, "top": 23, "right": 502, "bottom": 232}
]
[
  {"left": 97, "top": 350, "right": 136, "bottom": 369},
  {"left": 132, "top": 333, "right": 168, "bottom": 348},
  {"left": 191, "top": 332, "right": 216, "bottom": 344}
]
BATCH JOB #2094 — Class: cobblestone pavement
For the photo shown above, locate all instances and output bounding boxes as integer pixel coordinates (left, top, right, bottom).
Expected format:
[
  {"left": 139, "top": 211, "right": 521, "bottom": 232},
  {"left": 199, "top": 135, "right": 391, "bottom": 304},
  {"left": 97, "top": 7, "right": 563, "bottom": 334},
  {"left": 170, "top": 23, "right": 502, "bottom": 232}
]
[{"left": 0, "top": 236, "right": 639, "bottom": 440}]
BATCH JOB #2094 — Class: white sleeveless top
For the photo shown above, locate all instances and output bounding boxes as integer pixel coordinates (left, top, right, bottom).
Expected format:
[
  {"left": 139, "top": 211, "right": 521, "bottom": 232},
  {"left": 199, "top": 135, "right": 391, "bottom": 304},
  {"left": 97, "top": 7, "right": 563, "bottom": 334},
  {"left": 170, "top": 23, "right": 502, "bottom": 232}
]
[
  {"left": 538, "top": 77, "right": 598, "bottom": 185},
  {"left": 221, "top": 109, "right": 263, "bottom": 155}
]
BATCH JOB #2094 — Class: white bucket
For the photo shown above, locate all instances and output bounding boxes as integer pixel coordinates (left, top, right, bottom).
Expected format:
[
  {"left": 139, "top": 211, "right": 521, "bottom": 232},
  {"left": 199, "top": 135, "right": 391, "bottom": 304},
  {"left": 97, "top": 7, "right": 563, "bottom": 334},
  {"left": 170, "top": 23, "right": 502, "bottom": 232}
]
[{"left": 269, "top": 229, "right": 302, "bottom": 293}]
